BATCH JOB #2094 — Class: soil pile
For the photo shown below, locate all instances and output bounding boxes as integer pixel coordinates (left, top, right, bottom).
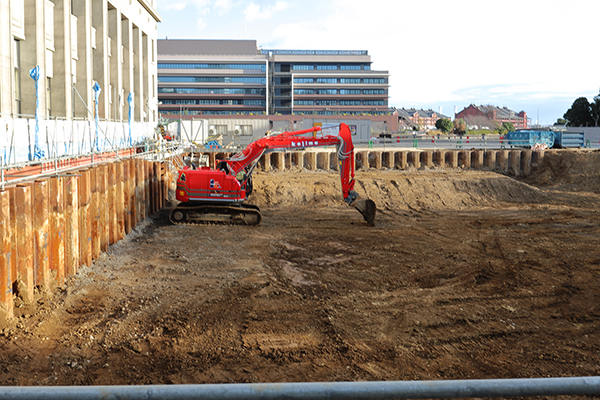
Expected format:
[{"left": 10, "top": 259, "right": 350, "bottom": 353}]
[
  {"left": 252, "top": 169, "right": 549, "bottom": 212},
  {"left": 525, "top": 149, "right": 600, "bottom": 192}
]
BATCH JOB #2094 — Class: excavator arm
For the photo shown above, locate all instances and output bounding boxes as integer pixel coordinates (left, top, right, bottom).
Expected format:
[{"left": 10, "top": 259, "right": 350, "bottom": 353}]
[
  {"left": 171, "top": 123, "right": 376, "bottom": 226},
  {"left": 224, "top": 123, "right": 375, "bottom": 225}
]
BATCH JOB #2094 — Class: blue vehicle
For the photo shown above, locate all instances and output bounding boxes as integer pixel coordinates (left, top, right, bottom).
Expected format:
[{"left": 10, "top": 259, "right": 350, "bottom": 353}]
[
  {"left": 505, "top": 130, "right": 555, "bottom": 148},
  {"left": 553, "top": 131, "right": 584, "bottom": 148}
]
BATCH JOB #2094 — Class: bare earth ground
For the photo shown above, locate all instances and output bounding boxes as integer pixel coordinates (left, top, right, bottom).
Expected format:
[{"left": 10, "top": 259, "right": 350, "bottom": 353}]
[{"left": 1, "top": 150, "right": 600, "bottom": 395}]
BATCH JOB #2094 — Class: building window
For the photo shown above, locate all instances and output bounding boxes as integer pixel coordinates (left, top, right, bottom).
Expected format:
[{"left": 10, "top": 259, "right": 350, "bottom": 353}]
[
  {"left": 14, "top": 39, "right": 21, "bottom": 116},
  {"left": 316, "top": 65, "right": 338, "bottom": 70},
  {"left": 339, "top": 78, "right": 361, "bottom": 84},
  {"left": 362, "top": 100, "right": 385, "bottom": 106},
  {"left": 157, "top": 76, "right": 266, "bottom": 84},
  {"left": 293, "top": 89, "right": 314, "bottom": 95},
  {"left": 363, "top": 78, "right": 385, "bottom": 84},
  {"left": 158, "top": 87, "right": 265, "bottom": 95},
  {"left": 235, "top": 125, "right": 253, "bottom": 136},
  {"left": 363, "top": 89, "right": 384, "bottom": 95},
  {"left": 292, "top": 64, "right": 314, "bottom": 70},
  {"left": 209, "top": 125, "right": 227, "bottom": 135},
  {"left": 316, "top": 78, "right": 337, "bottom": 84},
  {"left": 339, "top": 89, "right": 361, "bottom": 95},
  {"left": 315, "top": 100, "right": 337, "bottom": 106},
  {"left": 293, "top": 78, "right": 314, "bottom": 84},
  {"left": 157, "top": 63, "right": 265, "bottom": 71},
  {"left": 315, "top": 89, "right": 337, "bottom": 95}
]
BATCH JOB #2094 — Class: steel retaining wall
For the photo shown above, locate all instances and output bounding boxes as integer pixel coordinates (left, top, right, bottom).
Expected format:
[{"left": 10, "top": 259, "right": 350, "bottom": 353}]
[{"left": 0, "top": 158, "right": 170, "bottom": 320}]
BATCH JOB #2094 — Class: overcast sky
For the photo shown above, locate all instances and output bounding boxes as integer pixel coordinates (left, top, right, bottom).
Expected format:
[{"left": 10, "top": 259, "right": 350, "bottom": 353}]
[{"left": 156, "top": 0, "right": 600, "bottom": 126}]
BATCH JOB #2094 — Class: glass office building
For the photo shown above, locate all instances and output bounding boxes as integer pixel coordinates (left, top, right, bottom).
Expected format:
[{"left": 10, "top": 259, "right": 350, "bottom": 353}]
[{"left": 157, "top": 40, "right": 389, "bottom": 117}]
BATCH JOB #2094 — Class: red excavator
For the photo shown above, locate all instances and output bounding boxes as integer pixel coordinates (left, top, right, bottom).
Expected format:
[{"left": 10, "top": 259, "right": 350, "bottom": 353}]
[{"left": 169, "top": 123, "right": 376, "bottom": 226}]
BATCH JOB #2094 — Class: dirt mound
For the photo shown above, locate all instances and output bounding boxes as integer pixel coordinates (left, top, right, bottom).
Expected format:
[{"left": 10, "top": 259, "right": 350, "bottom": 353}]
[
  {"left": 525, "top": 150, "right": 600, "bottom": 193},
  {"left": 251, "top": 170, "right": 549, "bottom": 212}
]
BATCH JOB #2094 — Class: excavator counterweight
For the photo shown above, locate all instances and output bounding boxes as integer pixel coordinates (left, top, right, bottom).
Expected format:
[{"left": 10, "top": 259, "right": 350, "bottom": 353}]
[{"left": 170, "top": 123, "right": 376, "bottom": 226}]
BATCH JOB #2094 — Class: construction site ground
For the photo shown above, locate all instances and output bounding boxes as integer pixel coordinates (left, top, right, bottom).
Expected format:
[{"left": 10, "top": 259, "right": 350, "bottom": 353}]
[{"left": 1, "top": 150, "right": 600, "bottom": 392}]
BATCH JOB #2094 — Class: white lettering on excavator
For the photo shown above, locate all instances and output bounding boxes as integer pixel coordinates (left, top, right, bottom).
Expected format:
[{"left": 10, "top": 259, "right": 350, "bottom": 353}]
[{"left": 290, "top": 140, "right": 319, "bottom": 147}]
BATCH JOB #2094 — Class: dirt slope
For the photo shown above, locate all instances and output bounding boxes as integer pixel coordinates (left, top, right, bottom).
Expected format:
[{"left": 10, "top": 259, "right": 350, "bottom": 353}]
[{"left": 0, "top": 151, "right": 599, "bottom": 395}]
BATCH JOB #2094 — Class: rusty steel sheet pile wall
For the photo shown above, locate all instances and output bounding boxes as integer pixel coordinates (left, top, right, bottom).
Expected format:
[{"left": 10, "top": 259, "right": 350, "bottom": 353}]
[{"left": 0, "top": 159, "right": 170, "bottom": 320}]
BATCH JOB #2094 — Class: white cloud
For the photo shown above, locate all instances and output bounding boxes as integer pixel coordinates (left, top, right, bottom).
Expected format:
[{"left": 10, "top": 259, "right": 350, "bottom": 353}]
[
  {"left": 197, "top": 17, "right": 208, "bottom": 31},
  {"left": 244, "top": 1, "right": 290, "bottom": 23},
  {"left": 214, "top": 0, "right": 233, "bottom": 15}
]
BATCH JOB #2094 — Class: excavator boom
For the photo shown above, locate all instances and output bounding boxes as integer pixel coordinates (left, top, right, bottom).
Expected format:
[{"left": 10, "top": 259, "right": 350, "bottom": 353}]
[{"left": 170, "top": 123, "right": 376, "bottom": 226}]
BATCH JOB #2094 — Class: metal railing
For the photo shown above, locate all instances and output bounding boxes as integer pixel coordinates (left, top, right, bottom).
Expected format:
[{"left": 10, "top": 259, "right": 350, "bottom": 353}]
[{"left": 0, "top": 376, "right": 599, "bottom": 400}]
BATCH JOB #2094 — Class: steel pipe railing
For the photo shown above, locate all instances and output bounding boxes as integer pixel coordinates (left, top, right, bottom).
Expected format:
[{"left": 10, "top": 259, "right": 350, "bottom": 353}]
[
  {"left": 0, "top": 141, "right": 183, "bottom": 188},
  {"left": 0, "top": 377, "right": 599, "bottom": 400}
]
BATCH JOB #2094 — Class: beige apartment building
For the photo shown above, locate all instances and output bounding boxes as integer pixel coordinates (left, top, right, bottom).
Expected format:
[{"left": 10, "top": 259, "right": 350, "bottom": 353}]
[{"left": 0, "top": 0, "right": 160, "bottom": 123}]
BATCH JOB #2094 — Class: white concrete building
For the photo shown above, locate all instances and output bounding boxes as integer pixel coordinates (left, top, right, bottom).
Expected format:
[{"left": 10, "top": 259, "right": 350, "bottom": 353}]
[{"left": 0, "top": 0, "right": 161, "bottom": 164}]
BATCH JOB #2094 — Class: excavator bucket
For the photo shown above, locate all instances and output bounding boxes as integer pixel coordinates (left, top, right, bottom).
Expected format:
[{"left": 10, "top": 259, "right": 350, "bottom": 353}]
[{"left": 352, "top": 198, "right": 376, "bottom": 226}]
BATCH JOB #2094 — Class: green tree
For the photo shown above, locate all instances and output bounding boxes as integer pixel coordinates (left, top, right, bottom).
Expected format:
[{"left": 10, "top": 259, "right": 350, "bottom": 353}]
[
  {"left": 435, "top": 118, "right": 453, "bottom": 134},
  {"left": 591, "top": 92, "right": 600, "bottom": 127},
  {"left": 554, "top": 118, "right": 567, "bottom": 126},
  {"left": 502, "top": 122, "right": 516, "bottom": 132},
  {"left": 564, "top": 97, "right": 592, "bottom": 127},
  {"left": 453, "top": 118, "right": 467, "bottom": 135}
]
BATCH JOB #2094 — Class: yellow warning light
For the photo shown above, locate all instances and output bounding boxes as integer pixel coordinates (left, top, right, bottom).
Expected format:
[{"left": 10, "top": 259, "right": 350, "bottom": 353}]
[{"left": 179, "top": 190, "right": 185, "bottom": 196}]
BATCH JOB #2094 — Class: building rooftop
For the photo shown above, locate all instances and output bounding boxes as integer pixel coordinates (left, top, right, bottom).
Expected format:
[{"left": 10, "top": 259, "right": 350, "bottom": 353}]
[
  {"left": 472, "top": 104, "right": 525, "bottom": 119},
  {"left": 394, "top": 108, "right": 449, "bottom": 120},
  {"left": 158, "top": 39, "right": 261, "bottom": 56},
  {"left": 261, "top": 49, "right": 368, "bottom": 56}
]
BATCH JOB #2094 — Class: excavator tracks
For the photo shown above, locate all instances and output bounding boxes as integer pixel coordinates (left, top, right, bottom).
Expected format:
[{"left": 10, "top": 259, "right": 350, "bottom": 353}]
[{"left": 169, "top": 203, "right": 262, "bottom": 226}]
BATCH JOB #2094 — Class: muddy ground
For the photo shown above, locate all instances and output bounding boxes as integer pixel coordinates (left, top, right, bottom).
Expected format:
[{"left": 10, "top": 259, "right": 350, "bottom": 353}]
[{"left": 1, "top": 150, "right": 600, "bottom": 393}]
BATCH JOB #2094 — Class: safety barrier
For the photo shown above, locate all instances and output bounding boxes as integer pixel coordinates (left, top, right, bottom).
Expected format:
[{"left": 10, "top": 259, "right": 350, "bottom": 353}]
[
  {"left": 0, "top": 376, "right": 599, "bottom": 399},
  {"left": 0, "top": 156, "right": 171, "bottom": 320}
]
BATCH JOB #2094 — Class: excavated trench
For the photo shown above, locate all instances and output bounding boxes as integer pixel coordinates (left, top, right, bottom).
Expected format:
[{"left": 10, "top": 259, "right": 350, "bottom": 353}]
[{"left": 0, "top": 150, "right": 600, "bottom": 387}]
